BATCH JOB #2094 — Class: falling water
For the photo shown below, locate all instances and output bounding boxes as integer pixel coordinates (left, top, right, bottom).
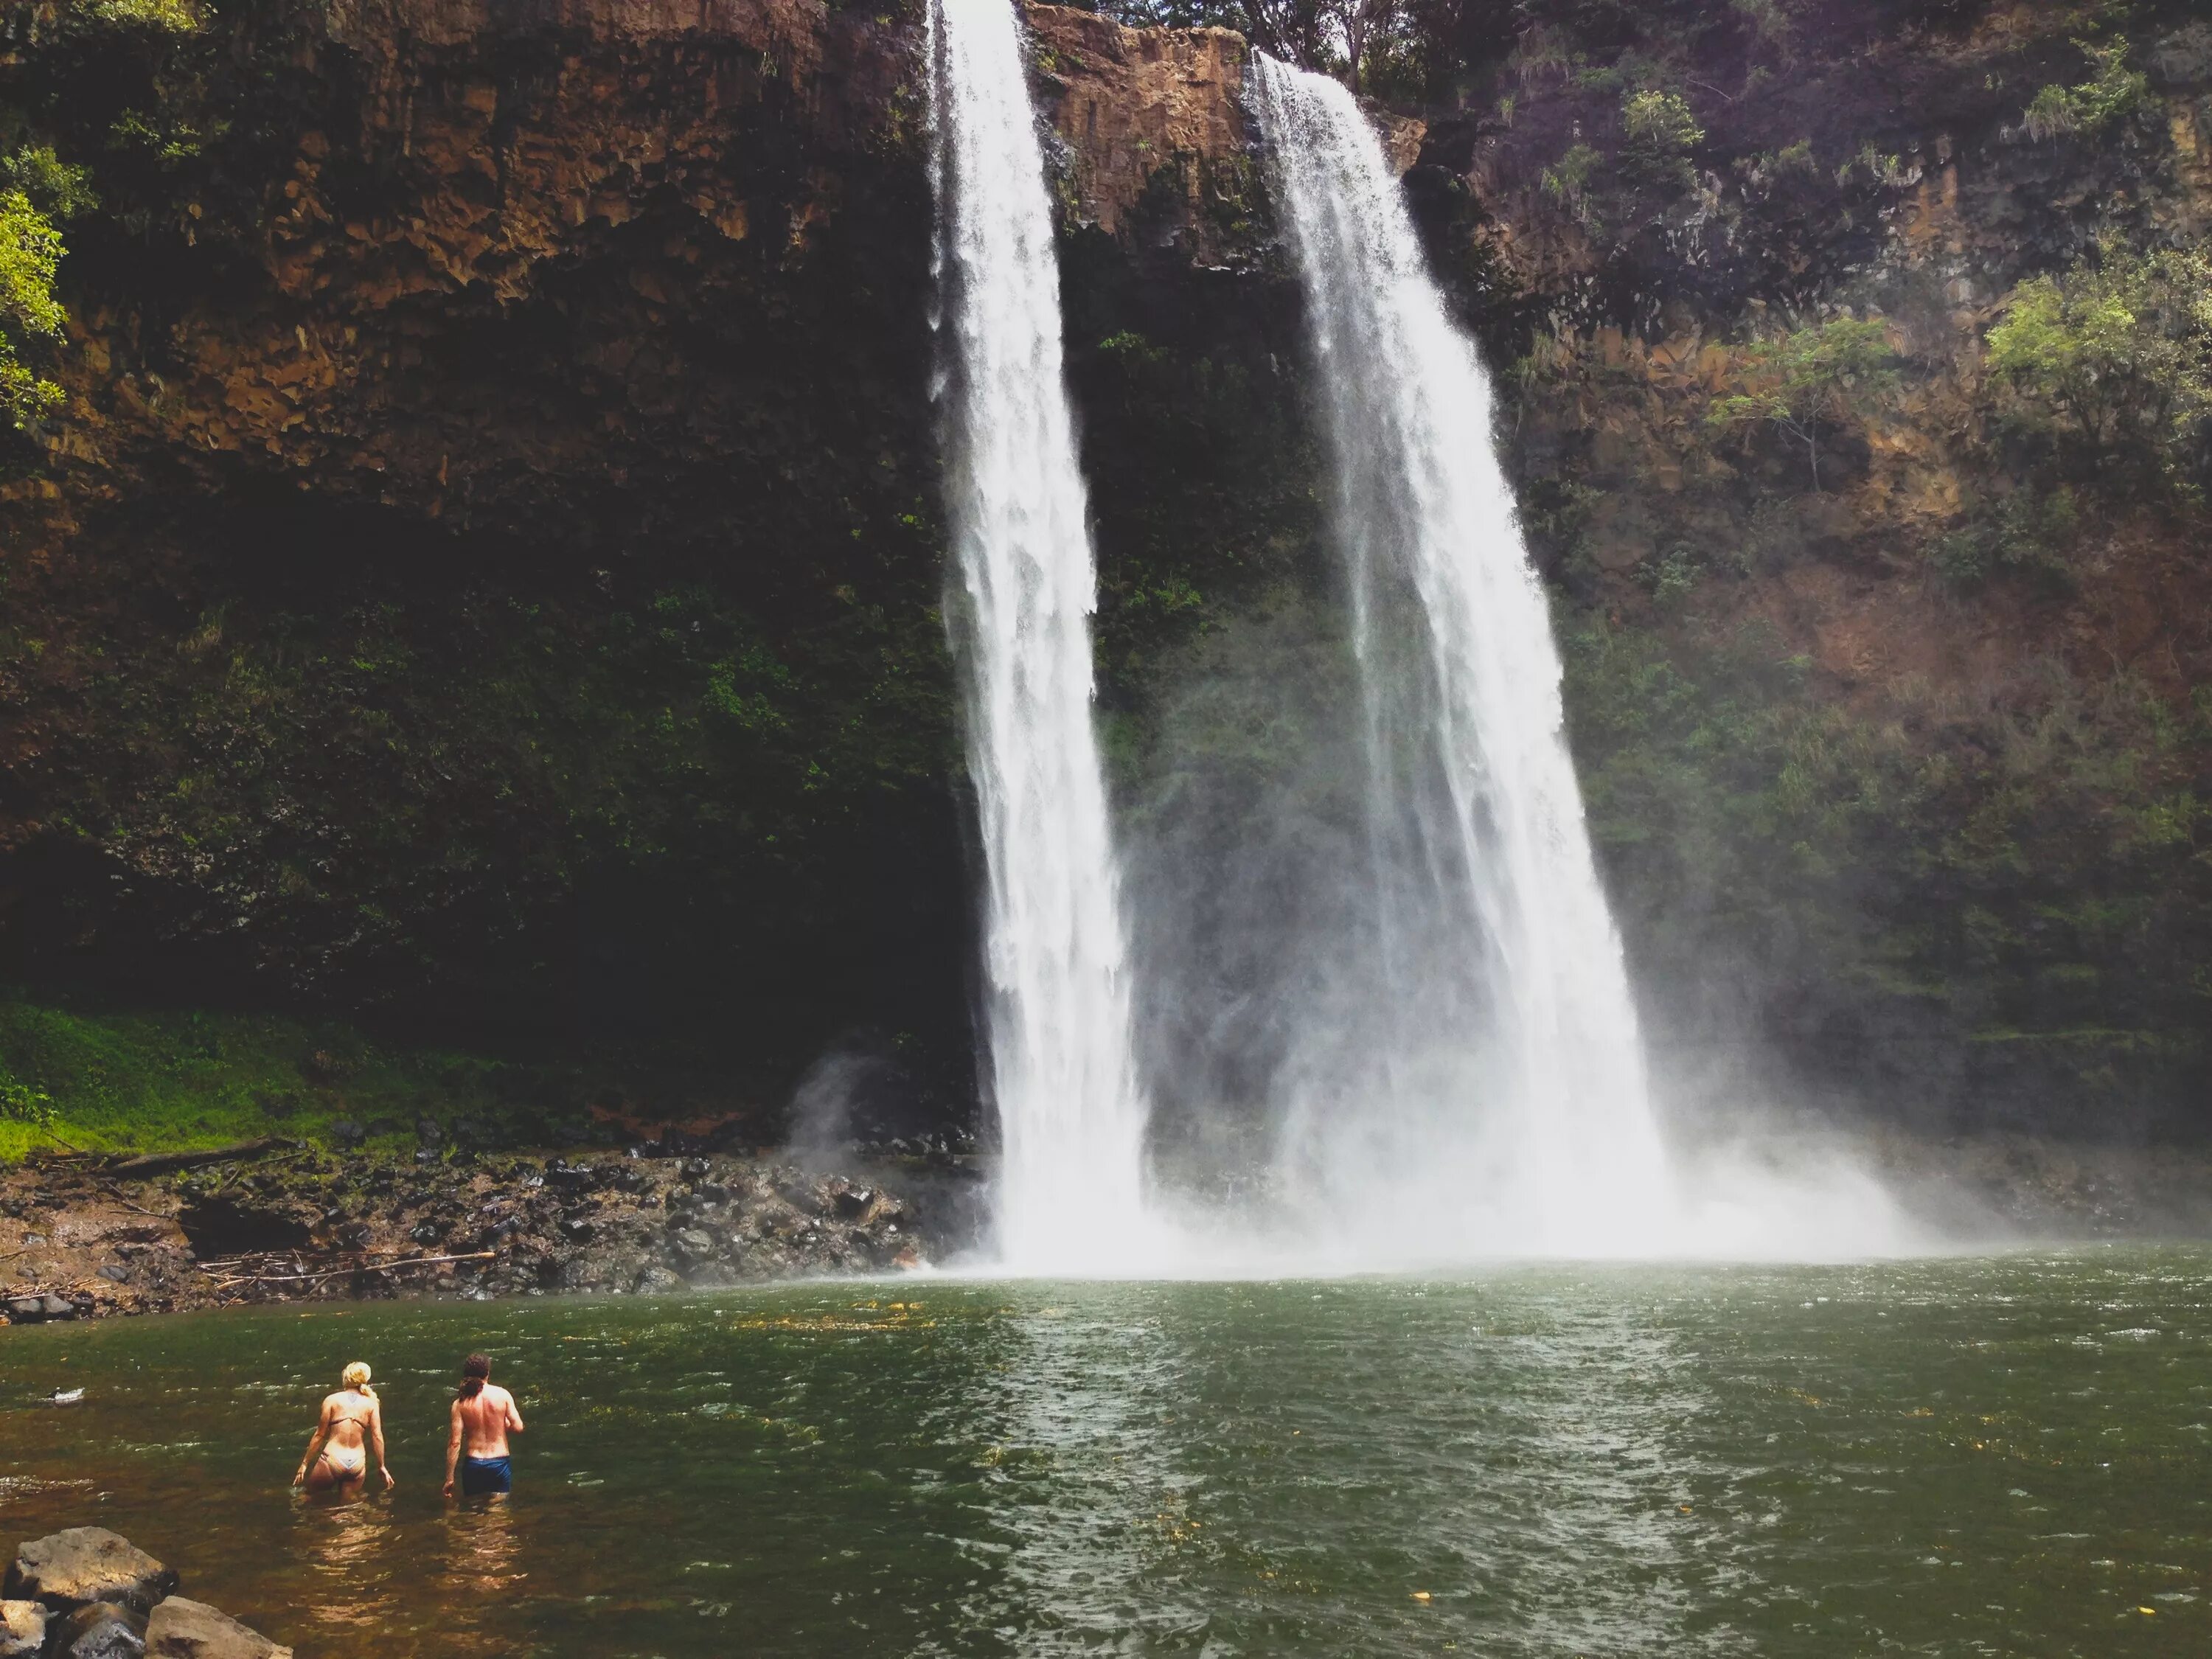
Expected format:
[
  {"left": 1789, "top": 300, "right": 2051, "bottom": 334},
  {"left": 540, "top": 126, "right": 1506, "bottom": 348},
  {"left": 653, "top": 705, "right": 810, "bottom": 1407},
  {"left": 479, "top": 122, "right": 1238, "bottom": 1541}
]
[
  {"left": 1248, "top": 55, "right": 1676, "bottom": 1256},
  {"left": 927, "top": 0, "right": 1152, "bottom": 1268}
]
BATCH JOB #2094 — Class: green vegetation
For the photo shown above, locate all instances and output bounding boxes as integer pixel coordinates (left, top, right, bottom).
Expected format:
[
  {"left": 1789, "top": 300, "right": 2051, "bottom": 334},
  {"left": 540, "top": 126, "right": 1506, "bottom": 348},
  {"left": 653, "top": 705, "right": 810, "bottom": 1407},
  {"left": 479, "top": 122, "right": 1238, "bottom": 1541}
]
[
  {"left": 1984, "top": 237, "right": 2212, "bottom": 477},
  {"left": 0, "top": 1001, "right": 560, "bottom": 1161},
  {"left": 1708, "top": 316, "right": 1899, "bottom": 490},
  {"left": 0, "top": 187, "right": 68, "bottom": 427},
  {"left": 1618, "top": 88, "right": 1704, "bottom": 190},
  {"left": 1540, "top": 142, "right": 1604, "bottom": 220},
  {"left": 1928, "top": 487, "right": 2083, "bottom": 591},
  {"left": 0, "top": 147, "right": 91, "bottom": 430},
  {"left": 0, "top": 999, "right": 767, "bottom": 1161},
  {"left": 2021, "top": 35, "right": 2150, "bottom": 142}
]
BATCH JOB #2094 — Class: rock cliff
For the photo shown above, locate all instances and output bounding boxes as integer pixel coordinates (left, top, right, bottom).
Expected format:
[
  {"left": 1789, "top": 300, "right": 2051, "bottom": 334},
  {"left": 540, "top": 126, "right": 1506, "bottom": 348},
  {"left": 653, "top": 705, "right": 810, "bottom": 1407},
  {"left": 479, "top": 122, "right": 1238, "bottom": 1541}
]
[{"left": 2, "top": 0, "right": 2208, "bottom": 1147}]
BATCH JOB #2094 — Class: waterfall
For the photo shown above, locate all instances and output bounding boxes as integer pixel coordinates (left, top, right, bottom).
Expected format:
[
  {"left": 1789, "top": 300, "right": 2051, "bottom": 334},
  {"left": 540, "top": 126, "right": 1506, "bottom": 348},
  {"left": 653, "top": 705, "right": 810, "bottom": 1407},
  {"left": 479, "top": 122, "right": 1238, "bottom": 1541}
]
[
  {"left": 927, "top": 0, "right": 1152, "bottom": 1268},
  {"left": 1248, "top": 55, "right": 1675, "bottom": 1256}
]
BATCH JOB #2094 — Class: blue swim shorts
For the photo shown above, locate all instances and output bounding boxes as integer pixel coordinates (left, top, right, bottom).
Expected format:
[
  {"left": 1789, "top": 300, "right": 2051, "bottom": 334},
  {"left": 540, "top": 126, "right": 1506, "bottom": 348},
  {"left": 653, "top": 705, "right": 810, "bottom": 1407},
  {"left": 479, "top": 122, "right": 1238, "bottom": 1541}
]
[{"left": 460, "top": 1455, "right": 512, "bottom": 1495}]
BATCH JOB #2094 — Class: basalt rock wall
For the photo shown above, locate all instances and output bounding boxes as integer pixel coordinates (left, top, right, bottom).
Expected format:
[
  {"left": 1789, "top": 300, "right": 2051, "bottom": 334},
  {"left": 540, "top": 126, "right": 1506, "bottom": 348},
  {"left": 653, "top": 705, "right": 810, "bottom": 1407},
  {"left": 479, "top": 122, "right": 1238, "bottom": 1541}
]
[{"left": 5, "top": 0, "right": 2211, "bottom": 1147}]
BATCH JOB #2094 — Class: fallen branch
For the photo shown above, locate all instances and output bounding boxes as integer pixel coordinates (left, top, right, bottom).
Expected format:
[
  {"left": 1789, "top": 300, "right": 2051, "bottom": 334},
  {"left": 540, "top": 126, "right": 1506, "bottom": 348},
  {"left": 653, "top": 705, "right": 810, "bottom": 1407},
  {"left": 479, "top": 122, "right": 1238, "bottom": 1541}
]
[
  {"left": 208, "top": 1251, "right": 495, "bottom": 1289},
  {"left": 104, "top": 1138, "right": 297, "bottom": 1180}
]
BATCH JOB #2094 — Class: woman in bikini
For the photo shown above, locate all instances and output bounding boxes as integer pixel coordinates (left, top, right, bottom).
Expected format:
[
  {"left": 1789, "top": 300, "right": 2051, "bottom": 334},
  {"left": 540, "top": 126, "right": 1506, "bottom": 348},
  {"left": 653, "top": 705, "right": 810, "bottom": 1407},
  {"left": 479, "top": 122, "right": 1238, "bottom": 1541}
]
[{"left": 293, "top": 1361, "right": 395, "bottom": 1492}]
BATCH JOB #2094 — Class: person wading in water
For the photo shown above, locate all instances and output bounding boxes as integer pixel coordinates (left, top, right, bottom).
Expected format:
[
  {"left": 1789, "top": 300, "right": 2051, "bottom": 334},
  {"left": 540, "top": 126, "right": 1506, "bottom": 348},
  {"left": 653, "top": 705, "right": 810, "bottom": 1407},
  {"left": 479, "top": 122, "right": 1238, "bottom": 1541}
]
[
  {"left": 444, "top": 1352, "right": 525, "bottom": 1498},
  {"left": 293, "top": 1361, "right": 394, "bottom": 1493}
]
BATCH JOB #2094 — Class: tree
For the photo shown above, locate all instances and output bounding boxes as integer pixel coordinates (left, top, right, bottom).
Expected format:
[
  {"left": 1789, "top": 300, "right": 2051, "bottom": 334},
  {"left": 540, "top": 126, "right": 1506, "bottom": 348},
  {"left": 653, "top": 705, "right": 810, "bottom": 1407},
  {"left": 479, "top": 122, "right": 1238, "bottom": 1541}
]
[
  {"left": 0, "top": 190, "right": 69, "bottom": 429},
  {"left": 1618, "top": 88, "right": 1704, "bottom": 191},
  {"left": 1708, "top": 316, "right": 1899, "bottom": 492},
  {"left": 1983, "top": 236, "right": 2212, "bottom": 466},
  {"left": 0, "top": 147, "right": 94, "bottom": 431}
]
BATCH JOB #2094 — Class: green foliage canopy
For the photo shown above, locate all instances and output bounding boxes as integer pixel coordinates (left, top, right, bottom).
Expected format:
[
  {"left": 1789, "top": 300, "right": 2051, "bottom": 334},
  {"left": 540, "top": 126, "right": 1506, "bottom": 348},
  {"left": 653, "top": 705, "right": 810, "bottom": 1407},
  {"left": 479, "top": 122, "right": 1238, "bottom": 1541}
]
[
  {"left": 0, "top": 188, "right": 69, "bottom": 428},
  {"left": 1984, "top": 237, "right": 2212, "bottom": 471},
  {"left": 1619, "top": 88, "right": 1704, "bottom": 190},
  {"left": 1708, "top": 316, "right": 1899, "bottom": 490}
]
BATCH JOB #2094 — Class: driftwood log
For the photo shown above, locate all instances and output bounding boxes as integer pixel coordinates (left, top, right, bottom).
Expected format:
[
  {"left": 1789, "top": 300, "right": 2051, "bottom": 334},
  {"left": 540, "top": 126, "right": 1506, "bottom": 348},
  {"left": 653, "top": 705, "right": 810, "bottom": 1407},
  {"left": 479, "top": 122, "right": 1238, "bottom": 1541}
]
[{"left": 101, "top": 1138, "right": 298, "bottom": 1180}]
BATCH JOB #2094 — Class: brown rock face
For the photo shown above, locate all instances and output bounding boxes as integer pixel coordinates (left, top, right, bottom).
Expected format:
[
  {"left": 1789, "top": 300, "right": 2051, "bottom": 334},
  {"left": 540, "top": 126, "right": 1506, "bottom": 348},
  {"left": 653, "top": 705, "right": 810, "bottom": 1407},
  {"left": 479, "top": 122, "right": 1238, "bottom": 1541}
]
[{"left": 1021, "top": 4, "right": 1256, "bottom": 260}]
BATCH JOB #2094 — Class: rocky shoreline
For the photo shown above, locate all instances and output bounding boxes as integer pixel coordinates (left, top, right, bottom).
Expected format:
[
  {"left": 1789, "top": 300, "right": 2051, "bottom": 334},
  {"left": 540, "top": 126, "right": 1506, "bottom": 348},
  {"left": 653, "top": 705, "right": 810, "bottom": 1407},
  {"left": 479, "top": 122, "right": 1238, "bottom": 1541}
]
[
  {"left": 0, "top": 1145, "right": 982, "bottom": 1324},
  {"left": 1, "top": 1127, "right": 2208, "bottom": 1325}
]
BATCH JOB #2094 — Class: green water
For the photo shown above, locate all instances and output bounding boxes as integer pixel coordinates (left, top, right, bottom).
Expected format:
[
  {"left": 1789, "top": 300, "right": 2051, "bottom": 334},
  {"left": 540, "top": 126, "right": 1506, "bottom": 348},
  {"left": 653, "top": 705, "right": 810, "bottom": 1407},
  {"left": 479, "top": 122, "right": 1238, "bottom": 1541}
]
[{"left": 0, "top": 1252, "right": 2207, "bottom": 1656}]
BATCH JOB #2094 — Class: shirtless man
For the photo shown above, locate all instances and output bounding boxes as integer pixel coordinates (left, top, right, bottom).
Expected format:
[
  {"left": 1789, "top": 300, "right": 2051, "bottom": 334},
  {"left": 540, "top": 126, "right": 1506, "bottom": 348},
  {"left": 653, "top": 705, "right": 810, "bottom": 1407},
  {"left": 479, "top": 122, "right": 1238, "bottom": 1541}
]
[
  {"left": 443, "top": 1352, "right": 525, "bottom": 1498},
  {"left": 293, "top": 1361, "right": 394, "bottom": 1492}
]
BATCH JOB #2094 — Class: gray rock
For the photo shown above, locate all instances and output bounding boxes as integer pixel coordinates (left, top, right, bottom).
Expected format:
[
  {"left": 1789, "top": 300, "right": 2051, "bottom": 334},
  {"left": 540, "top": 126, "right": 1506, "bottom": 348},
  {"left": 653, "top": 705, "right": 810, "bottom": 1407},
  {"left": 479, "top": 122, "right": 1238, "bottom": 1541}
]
[
  {"left": 633, "top": 1264, "right": 681, "bottom": 1294},
  {"left": 669, "top": 1227, "right": 715, "bottom": 1262},
  {"left": 4, "top": 1528, "right": 178, "bottom": 1615},
  {"left": 3, "top": 1297, "right": 42, "bottom": 1322},
  {"left": 0, "top": 1599, "right": 45, "bottom": 1657},
  {"left": 52, "top": 1601, "right": 146, "bottom": 1659},
  {"left": 145, "top": 1597, "right": 293, "bottom": 1659},
  {"left": 2153, "top": 24, "right": 2212, "bottom": 84},
  {"left": 40, "top": 1295, "right": 75, "bottom": 1320}
]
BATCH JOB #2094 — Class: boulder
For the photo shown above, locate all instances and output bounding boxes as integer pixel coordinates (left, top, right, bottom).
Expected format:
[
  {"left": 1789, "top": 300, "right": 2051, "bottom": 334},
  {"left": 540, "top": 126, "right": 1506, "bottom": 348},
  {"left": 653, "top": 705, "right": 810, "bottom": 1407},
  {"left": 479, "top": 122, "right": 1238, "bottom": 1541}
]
[
  {"left": 145, "top": 1597, "right": 293, "bottom": 1659},
  {"left": 39, "top": 1295, "right": 75, "bottom": 1320},
  {"left": 0, "top": 1599, "right": 45, "bottom": 1657},
  {"left": 669, "top": 1227, "right": 716, "bottom": 1262},
  {"left": 2, "top": 1298, "right": 41, "bottom": 1323},
  {"left": 4, "top": 1528, "right": 178, "bottom": 1615},
  {"left": 51, "top": 1601, "right": 147, "bottom": 1659}
]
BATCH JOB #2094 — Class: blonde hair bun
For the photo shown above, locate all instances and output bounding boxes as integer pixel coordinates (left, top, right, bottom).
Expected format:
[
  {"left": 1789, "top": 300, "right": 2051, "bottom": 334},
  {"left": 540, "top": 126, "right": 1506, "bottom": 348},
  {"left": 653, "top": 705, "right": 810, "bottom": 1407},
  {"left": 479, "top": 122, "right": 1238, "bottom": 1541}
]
[{"left": 341, "top": 1361, "right": 375, "bottom": 1397}]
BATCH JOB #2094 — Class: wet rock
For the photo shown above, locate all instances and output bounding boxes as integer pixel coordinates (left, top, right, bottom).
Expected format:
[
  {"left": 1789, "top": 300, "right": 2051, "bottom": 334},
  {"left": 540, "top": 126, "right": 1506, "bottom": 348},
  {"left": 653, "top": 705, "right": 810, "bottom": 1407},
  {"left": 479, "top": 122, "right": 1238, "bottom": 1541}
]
[
  {"left": 51, "top": 1601, "right": 147, "bottom": 1659},
  {"left": 669, "top": 1228, "right": 716, "bottom": 1263},
  {"left": 634, "top": 1264, "right": 681, "bottom": 1294},
  {"left": 832, "top": 1184, "right": 872, "bottom": 1219},
  {"left": 326, "top": 1121, "right": 366, "bottom": 1147},
  {"left": 5, "top": 1528, "right": 179, "bottom": 1615},
  {"left": 3, "top": 1297, "right": 44, "bottom": 1323},
  {"left": 0, "top": 1599, "right": 44, "bottom": 1656},
  {"left": 40, "top": 1295, "right": 75, "bottom": 1321},
  {"left": 144, "top": 1598, "right": 292, "bottom": 1659}
]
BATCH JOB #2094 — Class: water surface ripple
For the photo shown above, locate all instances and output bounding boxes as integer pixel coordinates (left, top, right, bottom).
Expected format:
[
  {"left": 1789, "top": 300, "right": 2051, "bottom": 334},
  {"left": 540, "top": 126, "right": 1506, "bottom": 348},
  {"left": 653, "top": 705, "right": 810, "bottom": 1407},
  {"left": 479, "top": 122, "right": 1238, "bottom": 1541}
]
[{"left": 0, "top": 1251, "right": 2205, "bottom": 1655}]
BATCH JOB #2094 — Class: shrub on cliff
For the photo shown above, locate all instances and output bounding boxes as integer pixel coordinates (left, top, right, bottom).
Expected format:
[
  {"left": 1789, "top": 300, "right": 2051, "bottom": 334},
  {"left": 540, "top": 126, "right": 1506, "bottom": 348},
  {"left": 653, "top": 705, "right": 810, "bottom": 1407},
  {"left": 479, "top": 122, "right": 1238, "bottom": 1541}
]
[
  {"left": 1707, "top": 316, "right": 1899, "bottom": 492},
  {"left": 1984, "top": 235, "right": 2212, "bottom": 487},
  {"left": 1618, "top": 88, "right": 1704, "bottom": 191},
  {"left": 0, "top": 187, "right": 67, "bottom": 428},
  {"left": 2020, "top": 36, "right": 2151, "bottom": 143}
]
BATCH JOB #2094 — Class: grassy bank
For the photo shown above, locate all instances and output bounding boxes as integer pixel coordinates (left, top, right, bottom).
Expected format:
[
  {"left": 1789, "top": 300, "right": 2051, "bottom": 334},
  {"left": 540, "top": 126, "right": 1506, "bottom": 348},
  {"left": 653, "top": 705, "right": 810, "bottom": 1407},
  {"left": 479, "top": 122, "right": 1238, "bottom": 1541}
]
[{"left": 0, "top": 1001, "right": 737, "bottom": 1161}]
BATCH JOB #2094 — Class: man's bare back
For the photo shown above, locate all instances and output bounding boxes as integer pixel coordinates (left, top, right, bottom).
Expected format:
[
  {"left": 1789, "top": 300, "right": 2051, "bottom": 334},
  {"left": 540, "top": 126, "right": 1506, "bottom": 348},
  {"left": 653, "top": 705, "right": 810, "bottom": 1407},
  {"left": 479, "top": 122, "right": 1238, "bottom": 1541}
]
[
  {"left": 454, "top": 1385, "right": 521, "bottom": 1459},
  {"left": 445, "top": 1354, "right": 525, "bottom": 1498}
]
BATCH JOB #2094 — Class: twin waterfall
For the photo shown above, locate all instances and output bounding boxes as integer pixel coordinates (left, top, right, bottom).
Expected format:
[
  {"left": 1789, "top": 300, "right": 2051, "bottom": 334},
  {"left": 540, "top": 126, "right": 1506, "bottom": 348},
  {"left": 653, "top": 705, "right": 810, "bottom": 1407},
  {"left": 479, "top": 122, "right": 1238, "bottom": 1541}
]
[
  {"left": 928, "top": 1, "right": 1673, "bottom": 1268},
  {"left": 926, "top": 0, "right": 1152, "bottom": 1271},
  {"left": 1246, "top": 60, "right": 1670, "bottom": 1257}
]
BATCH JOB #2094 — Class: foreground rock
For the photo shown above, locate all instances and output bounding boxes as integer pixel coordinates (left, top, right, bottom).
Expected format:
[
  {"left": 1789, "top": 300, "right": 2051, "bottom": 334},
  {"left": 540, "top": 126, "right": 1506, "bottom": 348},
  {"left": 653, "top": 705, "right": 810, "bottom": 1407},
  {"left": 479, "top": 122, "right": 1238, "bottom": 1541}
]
[
  {"left": 4, "top": 1534, "right": 288, "bottom": 1659},
  {"left": 0, "top": 1601, "right": 44, "bottom": 1658},
  {"left": 145, "top": 1598, "right": 291, "bottom": 1659},
  {"left": 0, "top": 1148, "right": 979, "bottom": 1321},
  {"left": 4, "top": 1528, "right": 177, "bottom": 1616},
  {"left": 53, "top": 1602, "right": 145, "bottom": 1659}
]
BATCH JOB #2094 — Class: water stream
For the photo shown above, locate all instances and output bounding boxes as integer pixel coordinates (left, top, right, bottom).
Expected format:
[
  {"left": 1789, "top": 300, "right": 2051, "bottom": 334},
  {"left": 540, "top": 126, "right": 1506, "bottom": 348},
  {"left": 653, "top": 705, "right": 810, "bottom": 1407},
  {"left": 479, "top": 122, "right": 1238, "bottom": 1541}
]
[
  {"left": 927, "top": 0, "right": 1151, "bottom": 1269},
  {"left": 1247, "top": 57, "right": 1677, "bottom": 1257}
]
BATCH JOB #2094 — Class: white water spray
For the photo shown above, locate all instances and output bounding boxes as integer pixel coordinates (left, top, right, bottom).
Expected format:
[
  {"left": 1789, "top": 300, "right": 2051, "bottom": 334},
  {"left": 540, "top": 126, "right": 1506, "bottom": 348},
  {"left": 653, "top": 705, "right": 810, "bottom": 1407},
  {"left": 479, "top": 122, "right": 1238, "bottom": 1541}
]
[
  {"left": 927, "top": 0, "right": 1153, "bottom": 1268},
  {"left": 1248, "top": 56, "right": 1677, "bottom": 1257}
]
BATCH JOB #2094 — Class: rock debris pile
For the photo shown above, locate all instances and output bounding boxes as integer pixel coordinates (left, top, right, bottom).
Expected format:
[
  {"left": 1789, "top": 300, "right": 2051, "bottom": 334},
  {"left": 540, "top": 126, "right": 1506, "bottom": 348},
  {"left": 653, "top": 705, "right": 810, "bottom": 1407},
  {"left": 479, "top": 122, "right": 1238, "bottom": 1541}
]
[{"left": 0, "top": 1149, "right": 972, "bottom": 1321}]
